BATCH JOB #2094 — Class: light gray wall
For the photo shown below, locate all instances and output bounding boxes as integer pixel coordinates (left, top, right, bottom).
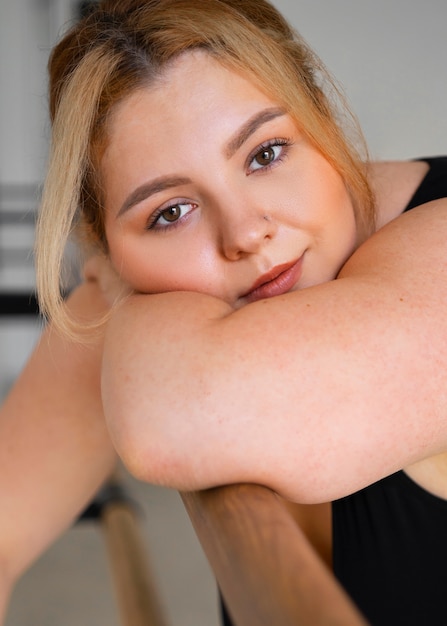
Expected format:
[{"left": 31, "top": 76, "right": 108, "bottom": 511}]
[
  {"left": 1, "top": 0, "right": 446, "bottom": 186},
  {"left": 0, "top": 0, "right": 76, "bottom": 185},
  {"left": 272, "top": 0, "right": 447, "bottom": 159},
  {"left": 1, "top": 1, "right": 49, "bottom": 185},
  {"left": 0, "top": 0, "right": 77, "bottom": 393}
]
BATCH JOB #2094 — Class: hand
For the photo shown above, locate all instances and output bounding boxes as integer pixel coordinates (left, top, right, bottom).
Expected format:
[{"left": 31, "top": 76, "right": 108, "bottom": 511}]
[{"left": 83, "top": 254, "right": 134, "bottom": 307}]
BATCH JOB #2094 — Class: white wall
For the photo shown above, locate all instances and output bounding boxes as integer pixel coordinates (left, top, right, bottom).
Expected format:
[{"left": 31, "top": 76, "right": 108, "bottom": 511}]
[{"left": 272, "top": 0, "right": 447, "bottom": 159}]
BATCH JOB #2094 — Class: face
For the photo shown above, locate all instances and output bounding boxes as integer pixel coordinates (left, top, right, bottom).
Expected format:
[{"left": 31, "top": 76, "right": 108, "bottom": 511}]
[{"left": 102, "top": 51, "right": 357, "bottom": 308}]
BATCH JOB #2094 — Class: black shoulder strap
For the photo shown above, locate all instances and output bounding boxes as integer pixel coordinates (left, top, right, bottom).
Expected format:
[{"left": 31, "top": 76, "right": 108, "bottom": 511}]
[{"left": 404, "top": 156, "right": 447, "bottom": 212}]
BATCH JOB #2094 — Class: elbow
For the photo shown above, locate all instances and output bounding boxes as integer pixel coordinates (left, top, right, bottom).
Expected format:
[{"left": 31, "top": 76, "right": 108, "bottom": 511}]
[
  {"left": 104, "top": 400, "right": 338, "bottom": 501},
  {"left": 115, "top": 436, "right": 190, "bottom": 490},
  {"left": 103, "top": 403, "right": 204, "bottom": 491}
]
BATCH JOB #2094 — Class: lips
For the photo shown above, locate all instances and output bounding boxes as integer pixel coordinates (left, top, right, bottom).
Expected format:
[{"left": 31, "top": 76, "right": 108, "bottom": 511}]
[{"left": 243, "top": 257, "right": 303, "bottom": 303}]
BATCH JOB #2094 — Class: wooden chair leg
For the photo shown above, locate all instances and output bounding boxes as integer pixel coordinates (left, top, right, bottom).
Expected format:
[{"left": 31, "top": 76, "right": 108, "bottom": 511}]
[{"left": 99, "top": 481, "right": 170, "bottom": 626}]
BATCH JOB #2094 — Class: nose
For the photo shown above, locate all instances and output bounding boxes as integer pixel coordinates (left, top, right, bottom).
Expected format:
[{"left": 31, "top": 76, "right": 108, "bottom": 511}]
[{"left": 218, "top": 206, "right": 277, "bottom": 261}]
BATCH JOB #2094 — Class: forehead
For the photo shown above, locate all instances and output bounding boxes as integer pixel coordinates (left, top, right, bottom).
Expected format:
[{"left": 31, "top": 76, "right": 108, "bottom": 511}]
[
  {"left": 99, "top": 50, "right": 293, "bottom": 217},
  {"left": 105, "top": 50, "right": 280, "bottom": 148}
]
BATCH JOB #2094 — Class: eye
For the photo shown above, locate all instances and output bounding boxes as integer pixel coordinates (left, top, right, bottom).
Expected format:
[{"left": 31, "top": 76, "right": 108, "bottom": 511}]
[
  {"left": 247, "top": 139, "right": 289, "bottom": 173},
  {"left": 148, "top": 202, "right": 196, "bottom": 230}
]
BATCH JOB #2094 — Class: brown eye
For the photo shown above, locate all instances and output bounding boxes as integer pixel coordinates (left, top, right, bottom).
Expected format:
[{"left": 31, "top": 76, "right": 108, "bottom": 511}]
[
  {"left": 160, "top": 205, "right": 181, "bottom": 222},
  {"left": 149, "top": 202, "right": 197, "bottom": 230},
  {"left": 248, "top": 143, "right": 285, "bottom": 172},
  {"left": 255, "top": 146, "right": 276, "bottom": 167}
]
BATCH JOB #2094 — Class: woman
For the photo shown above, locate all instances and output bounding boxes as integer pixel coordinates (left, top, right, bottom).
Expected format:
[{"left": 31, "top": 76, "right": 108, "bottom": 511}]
[{"left": 2, "top": 0, "right": 447, "bottom": 624}]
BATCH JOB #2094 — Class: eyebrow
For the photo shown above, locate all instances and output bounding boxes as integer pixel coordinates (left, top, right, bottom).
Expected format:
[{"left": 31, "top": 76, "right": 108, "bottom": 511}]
[
  {"left": 224, "top": 106, "right": 286, "bottom": 159},
  {"left": 116, "top": 106, "right": 286, "bottom": 219},
  {"left": 117, "top": 175, "right": 191, "bottom": 218}
]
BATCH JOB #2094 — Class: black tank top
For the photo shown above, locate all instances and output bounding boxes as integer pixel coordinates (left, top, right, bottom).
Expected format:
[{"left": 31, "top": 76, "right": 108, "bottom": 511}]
[{"left": 332, "top": 156, "right": 447, "bottom": 626}]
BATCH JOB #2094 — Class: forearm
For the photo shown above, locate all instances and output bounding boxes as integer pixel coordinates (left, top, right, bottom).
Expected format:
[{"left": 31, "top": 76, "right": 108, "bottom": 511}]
[
  {"left": 102, "top": 202, "right": 447, "bottom": 502},
  {"left": 0, "top": 283, "right": 116, "bottom": 593}
]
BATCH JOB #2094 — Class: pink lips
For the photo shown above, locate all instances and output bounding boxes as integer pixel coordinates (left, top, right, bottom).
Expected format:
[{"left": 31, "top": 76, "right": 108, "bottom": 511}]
[{"left": 243, "top": 257, "right": 303, "bottom": 303}]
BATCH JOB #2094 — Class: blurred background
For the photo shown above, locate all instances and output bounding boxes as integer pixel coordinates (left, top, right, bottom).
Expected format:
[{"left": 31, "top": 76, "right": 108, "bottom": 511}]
[{"left": 1, "top": 1, "right": 446, "bottom": 624}]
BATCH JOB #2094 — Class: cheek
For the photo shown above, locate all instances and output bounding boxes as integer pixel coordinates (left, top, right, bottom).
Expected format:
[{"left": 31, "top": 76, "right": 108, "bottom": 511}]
[
  {"left": 323, "top": 188, "right": 357, "bottom": 257},
  {"left": 314, "top": 168, "right": 357, "bottom": 237},
  {"left": 324, "top": 195, "right": 358, "bottom": 276},
  {"left": 107, "top": 231, "right": 218, "bottom": 295},
  {"left": 105, "top": 224, "right": 154, "bottom": 291}
]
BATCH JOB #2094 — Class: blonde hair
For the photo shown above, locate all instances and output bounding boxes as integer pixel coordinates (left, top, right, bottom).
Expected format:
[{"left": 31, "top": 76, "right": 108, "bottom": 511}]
[{"left": 36, "top": 0, "right": 375, "bottom": 334}]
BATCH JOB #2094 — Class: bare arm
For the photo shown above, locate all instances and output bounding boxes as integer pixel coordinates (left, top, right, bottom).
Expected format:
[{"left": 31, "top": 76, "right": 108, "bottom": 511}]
[
  {"left": 0, "top": 283, "right": 116, "bottom": 619},
  {"left": 102, "top": 200, "right": 447, "bottom": 503}
]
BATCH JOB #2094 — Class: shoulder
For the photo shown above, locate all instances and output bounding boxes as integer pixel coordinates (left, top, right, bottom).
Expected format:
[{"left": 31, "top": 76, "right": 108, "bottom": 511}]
[
  {"left": 342, "top": 197, "right": 447, "bottom": 282},
  {"left": 367, "top": 159, "right": 430, "bottom": 229}
]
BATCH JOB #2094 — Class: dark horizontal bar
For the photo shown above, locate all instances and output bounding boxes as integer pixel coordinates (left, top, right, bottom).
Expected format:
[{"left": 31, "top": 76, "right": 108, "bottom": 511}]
[{"left": 0, "top": 292, "right": 40, "bottom": 316}]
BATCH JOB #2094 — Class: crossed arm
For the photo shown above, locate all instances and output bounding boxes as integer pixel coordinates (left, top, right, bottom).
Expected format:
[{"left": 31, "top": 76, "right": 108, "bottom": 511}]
[
  {"left": 0, "top": 200, "right": 446, "bottom": 619},
  {"left": 101, "top": 200, "right": 447, "bottom": 503}
]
